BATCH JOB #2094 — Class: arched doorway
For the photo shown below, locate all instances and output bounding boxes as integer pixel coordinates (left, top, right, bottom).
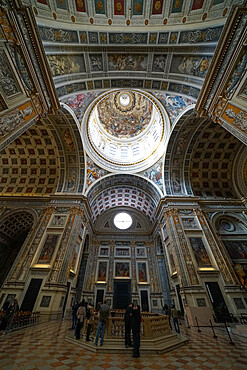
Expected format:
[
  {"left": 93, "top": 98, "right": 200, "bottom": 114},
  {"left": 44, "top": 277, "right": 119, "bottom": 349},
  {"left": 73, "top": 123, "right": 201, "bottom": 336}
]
[{"left": 0, "top": 211, "right": 34, "bottom": 287}]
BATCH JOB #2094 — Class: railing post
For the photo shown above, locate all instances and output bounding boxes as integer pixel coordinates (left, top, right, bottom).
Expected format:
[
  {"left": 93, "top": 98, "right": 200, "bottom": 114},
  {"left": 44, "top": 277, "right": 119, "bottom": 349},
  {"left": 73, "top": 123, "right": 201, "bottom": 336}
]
[
  {"left": 209, "top": 319, "right": 217, "bottom": 339},
  {"left": 224, "top": 322, "right": 235, "bottom": 345},
  {"left": 195, "top": 316, "right": 201, "bottom": 332}
]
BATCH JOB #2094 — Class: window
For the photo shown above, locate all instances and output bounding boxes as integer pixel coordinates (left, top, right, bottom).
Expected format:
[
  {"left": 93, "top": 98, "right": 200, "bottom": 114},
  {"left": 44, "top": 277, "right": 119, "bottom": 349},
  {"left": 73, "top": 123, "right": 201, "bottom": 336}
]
[{"left": 114, "top": 212, "right": 132, "bottom": 230}]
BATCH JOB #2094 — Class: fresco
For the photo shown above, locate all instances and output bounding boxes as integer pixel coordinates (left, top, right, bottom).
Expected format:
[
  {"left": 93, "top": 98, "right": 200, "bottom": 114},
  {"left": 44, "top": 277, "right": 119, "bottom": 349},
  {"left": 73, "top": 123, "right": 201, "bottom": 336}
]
[
  {"left": 47, "top": 54, "right": 85, "bottom": 76},
  {"left": 89, "top": 54, "right": 103, "bottom": 71},
  {"left": 158, "top": 32, "right": 169, "bottom": 44},
  {"left": 62, "top": 91, "right": 102, "bottom": 122},
  {"left": 86, "top": 156, "right": 108, "bottom": 189},
  {"left": 179, "top": 26, "right": 223, "bottom": 44},
  {"left": 169, "top": 82, "right": 200, "bottom": 99},
  {"left": 97, "top": 261, "right": 107, "bottom": 281},
  {"left": 189, "top": 237, "right": 212, "bottom": 267},
  {"left": 212, "top": 0, "right": 224, "bottom": 5},
  {"left": 142, "top": 158, "right": 163, "bottom": 191},
  {"left": 171, "top": 0, "right": 183, "bottom": 13},
  {"left": 37, "top": 234, "right": 60, "bottom": 264},
  {"left": 152, "top": 91, "right": 194, "bottom": 125},
  {"left": 114, "top": 0, "right": 124, "bottom": 15},
  {"left": 56, "top": 82, "right": 86, "bottom": 97},
  {"left": 75, "top": 0, "right": 86, "bottom": 12},
  {"left": 223, "top": 103, "right": 247, "bottom": 132},
  {"left": 115, "top": 262, "right": 130, "bottom": 277},
  {"left": 234, "top": 264, "right": 247, "bottom": 289},
  {"left": 56, "top": 0, "right": 67, "bottom": 9},
  {"left": 171, "top": 55, "right": 212, "bottom": 77},
  {"left": 153, "top": 55, "right": 166, "bottom": 72},
  {"left": 223, "top": 241, "right": 247, "bottom": 260},
  {"left": 226, "top": 52, "right": 247, "bottom": 98},
  {"left": 97, "top": 91, "right": 153, "bottom": 139},
  {"left": 152, "top": 0, "right": 163, "bottom": 14},
  {"left": 94, "top": 0, "right": 105, "bottom": 14},
  {"left": 192, "top": 0, "right": 204, "bottom": 10},
  {"left": 137, "top": 262, "right": 148, "bottom": 283},
  {"left": 38, "top": 26, "right": 78, "bottom": 43},
  {"left": 108, "top": 54, "right": 148, "bottom": 71},
  {"left": 133, "top": 0, "right": 144, "bottom": 15}
]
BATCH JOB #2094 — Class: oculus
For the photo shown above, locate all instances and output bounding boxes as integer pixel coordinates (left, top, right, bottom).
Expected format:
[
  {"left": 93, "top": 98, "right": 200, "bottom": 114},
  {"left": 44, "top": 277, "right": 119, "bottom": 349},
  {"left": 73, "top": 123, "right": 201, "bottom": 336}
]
[{"left": 114, "top": 212, "right": 132, "bottom": 230}]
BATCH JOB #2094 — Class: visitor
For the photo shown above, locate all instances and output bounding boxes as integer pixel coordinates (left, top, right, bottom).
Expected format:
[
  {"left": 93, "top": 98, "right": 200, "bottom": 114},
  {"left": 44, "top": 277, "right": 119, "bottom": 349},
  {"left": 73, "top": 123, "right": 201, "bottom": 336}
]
[
  {"left": 85, "top": 303, "right": 94, "bottom": 341},
  {"left": 75, "top": 301, "right": 86, "bottom": 340},
  {"left": 70, "top": 301, "right": 79, "bottom": 330},
  {"left": 163, "top": 304, "right": 172, "bottom": 330},
  {"left": 132, "top": 304, "right": 141, "bottom": 358},
  {"left": 94, "top": 298, "right": 110, "bottom": 346},
  {"left": 171, "top": 305, "right": 180, "bottom": 334},
  {"left": 124, "top": 302, "right": 133, "bottom": 348}
]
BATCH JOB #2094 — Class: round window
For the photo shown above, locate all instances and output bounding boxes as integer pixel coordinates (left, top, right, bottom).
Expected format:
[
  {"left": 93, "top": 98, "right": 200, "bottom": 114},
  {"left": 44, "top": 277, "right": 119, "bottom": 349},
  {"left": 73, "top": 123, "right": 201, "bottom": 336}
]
[{"left": 114, "top": 212, "right": 132, "bottom": 230}]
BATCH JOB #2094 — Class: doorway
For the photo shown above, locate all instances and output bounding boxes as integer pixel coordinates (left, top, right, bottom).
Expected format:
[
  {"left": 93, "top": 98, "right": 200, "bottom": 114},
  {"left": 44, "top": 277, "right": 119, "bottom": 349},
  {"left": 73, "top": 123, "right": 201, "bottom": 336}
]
[
  {"left": 95, "top": 289, "right": 104, "bottom": 309},
  {"left": 205, "top": 281, "right": 230, "bottom": 322},
  {"left": 21, "top": 278, "right": 43, "bottom": 311},
  {"left": 140, "top": 290, "right": 149, "bottom": 312},
  {"left": 113, "top": 281, "right": 131, "bottom": 309}
]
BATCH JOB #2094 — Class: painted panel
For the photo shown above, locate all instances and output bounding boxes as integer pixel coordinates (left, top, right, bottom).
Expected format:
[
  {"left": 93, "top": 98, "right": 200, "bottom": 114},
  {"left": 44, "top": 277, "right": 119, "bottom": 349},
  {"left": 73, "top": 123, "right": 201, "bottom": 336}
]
[
  {"left": 109, "top": 33, "right": 148, "bottom": 44},
  {"left": 223, "top": 241, "right": 247, "bottom": 260},
  {"left": 152, "top": 55, "right": 166, "bottom": 72},
  {"left": 223, "top": 103, "right": 247, "bottom": 132},
  {"left": 37, "top": 0, "right": 47, "bottom": 4},
  {"left": 97, "top": 261, "right": 107, "bottom": 281},
  {"left": 108, "top": 54, "right": 147, "bottom": 71},
  {"left": 75, "top": 0, "right": 86, "bottom": 12},
  {"left": 94, "top": 0, "right": 105, "bottom": 14},
  {"left": 115, "top": 262, "right": 130, "bottom": 278},
  {"left": 234, "top": 264, "right": 247, "bottom": 289},
  {"left": 179, "top": 26, "right": 223, "bottom": 43},
  {"left": 152, "top": 0, "right": 163, "bottom": 15},
  {"left": 158, "top": 32, "right": 169, "bottom": 44},
  {"left": 86, "top": 156, "right": 108, "bottom": 189},
  {"left": 192, "top": 0, "right": 204, "bottom": 10},
  {"left": 137, "top": 262, "right": 148, "bottom": 283},
  {"left": 37, "top": 234, "right": 60, "bottom": 264},
  {"left": 171, "top": 55, "right": 211, "bottom": 77},
  {"left": 56, "top": 0, "right": 68, "bottom": 10},
  {"left": 47, "top": 54, "right": 85, "bottom": 76},
  {"left": 89, "top": 54, "right": 103, "bottom": 71},
  {"left": 212, "top": 0, "right": 224, "bottom": 5},
  {"left": 189, "top": 237, "right": 212, "bottom": 267},
  {"left": 114, "top": 0, "right": 124, "bottom": 15},
  {"left": 56, "top": 82, "right": 86, "bottom": 97},
  {"left": 133, "top": 0, "right": 144, "bottom": 15},
  {"left": 171, "top": 0, "right": 183, "bottom": 13},
  {"left": 169, "top": 83, "right": 200, "bottom": 99},
  {"left": 38, "top": 26, "right": 78, "bottom": 43}
]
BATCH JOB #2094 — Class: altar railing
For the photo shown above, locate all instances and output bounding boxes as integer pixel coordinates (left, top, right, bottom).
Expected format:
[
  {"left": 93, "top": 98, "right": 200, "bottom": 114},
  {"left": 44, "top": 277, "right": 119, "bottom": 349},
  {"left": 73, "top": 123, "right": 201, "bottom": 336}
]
[{"left": 83, "top": 313, "right": 171, "bottom": 339}]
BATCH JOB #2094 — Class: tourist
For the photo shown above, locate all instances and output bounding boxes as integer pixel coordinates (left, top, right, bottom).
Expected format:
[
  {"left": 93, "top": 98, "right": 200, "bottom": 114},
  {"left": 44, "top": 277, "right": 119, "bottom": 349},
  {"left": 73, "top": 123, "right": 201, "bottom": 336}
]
[
  {"left": 124, "top": 302, "right": 133, "bottom": 348},
  {"left": 75, "top": 301, "right": 86, "bottom": 340},
  {"left": 85, "top": 303, "right": 94, "bottom": 341},
  {"left": 171, "top": 305, "right": 180, "bottom": 334},
  {"left": 70, "top": 301, "right": 79, "bottom": 330},
  {"left": 132, "top": 304, "right": 141, "bottom": 358},
  {"left": 94, "top": 298, "right": 110, "bottom": 346},
  {"left": 163, "top": 304, "right": 172, "bottom": 330}
]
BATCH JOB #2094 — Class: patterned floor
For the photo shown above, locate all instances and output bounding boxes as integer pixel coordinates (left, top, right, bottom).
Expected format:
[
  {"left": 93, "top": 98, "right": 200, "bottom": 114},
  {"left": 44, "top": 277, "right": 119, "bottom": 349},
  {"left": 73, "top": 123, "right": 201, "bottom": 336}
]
[{"left": 0, "top": 318, "right": 247, "bottom": 369}]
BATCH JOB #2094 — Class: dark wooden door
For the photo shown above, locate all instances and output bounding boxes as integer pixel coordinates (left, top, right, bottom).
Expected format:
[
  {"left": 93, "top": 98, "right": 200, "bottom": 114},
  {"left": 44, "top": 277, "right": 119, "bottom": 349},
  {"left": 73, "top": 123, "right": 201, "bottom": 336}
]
[
  {"left": 21, "top": 278, "right": 42, "bottom": 311},
  {"left": 96, "top": 289, "right": 104, "bottom": 309},
  {"left": 113, "top": 281, "right": 131, "bottom": 309},
  {"left": 140, "top": 290, "right": 149, "bottom": 312},
  {"left": 205, "top": 282, "right": 230, "bottom": 322}
]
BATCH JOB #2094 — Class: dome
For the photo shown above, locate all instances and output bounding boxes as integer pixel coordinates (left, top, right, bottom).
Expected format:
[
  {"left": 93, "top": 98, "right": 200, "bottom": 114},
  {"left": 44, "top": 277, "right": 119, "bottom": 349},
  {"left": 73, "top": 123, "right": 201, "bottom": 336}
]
[{"left": 82, "top": 89, "right": 170, "bottom": 173}]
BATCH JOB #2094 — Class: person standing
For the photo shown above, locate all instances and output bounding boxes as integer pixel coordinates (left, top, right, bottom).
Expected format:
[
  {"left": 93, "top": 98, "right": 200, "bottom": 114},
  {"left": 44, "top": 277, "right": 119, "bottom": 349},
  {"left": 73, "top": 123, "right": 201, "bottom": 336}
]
[
  {"left": 75, "top": 302, "right": 86, "bottom": 340},
  {"left": 124, "top": 302, "right": 133, "bottom": 348},
  {"left": 70, "top": 301, "right": 79, "bottom": 330},
  {"left": 94, "top": 298, "right": 110, "bottom": 346},
  {"left": 132, "top": 304, "right": 141, "bottom": 358},
  {"left": 171, "top": 305, "right": 180, "bottom": 334},
  {"left": 85, "top": 303, "right": 94, "bottom": 341},
  {"left": 163, "top": 304, "right": 172, "bottom": 330}
]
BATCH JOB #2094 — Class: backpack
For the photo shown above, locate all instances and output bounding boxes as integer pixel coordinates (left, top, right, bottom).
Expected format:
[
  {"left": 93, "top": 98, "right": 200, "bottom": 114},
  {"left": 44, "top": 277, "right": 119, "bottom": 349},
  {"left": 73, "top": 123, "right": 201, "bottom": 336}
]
[{"left": 86, "top": 306, "right": 91, "bottom": 320}]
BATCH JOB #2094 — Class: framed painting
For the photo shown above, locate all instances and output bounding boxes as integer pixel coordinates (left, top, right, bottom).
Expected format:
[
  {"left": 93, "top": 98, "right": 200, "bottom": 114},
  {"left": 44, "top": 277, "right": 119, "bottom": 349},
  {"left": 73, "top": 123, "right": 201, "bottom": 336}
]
[
  {"left": 115, "top": 247, "right": 130, "bottom": 257},
  {"left": 189, "top": 237, "right": 212, "bottom": 267},
  {"left": 223, "top": 240, "right": 247, "bottom": 260},
  {"left": 136, "top": 247, "right": 146, "bottom": 258},
  {"left": 37, "top": 234, "right": 60, "bottom": 264},
  {"left": 115, "top": 262, "right": 130, "bottom": 278},
  {"left": 97, "top": 261, "right": 108, "bottom": 282},
  {"left": 137, "top": 262, "right": 148, "bottom": 283},
  {"left": 99, "top": 247, "right": 109, "bottom": 257},
  {"left": 40, "top": 295, "right": 51, "bottom": 308}
]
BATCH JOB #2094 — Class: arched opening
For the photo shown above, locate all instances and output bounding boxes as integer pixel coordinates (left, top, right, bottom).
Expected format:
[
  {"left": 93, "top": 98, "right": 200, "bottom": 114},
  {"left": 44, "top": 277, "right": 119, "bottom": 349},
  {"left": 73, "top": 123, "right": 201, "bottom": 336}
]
[{"left": 0, "top": 212, "right": 34, "bottom": 287}]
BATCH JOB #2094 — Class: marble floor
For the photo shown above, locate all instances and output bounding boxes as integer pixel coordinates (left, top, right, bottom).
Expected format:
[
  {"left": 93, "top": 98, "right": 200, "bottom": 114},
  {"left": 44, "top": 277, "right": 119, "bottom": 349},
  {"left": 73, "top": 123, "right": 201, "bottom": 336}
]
[{"left": 0, "top": 318, "right": 247, "bottom": 369}]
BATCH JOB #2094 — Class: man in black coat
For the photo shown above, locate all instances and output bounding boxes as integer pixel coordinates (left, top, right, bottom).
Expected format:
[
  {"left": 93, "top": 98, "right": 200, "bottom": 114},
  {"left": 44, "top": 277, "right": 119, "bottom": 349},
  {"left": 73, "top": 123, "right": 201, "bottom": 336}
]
[
  {"left": 132, "top": 305, "right": 141, "bottom": 358},
  {"left": 124, "top": 303, "right": 133, "bottom": 348}
]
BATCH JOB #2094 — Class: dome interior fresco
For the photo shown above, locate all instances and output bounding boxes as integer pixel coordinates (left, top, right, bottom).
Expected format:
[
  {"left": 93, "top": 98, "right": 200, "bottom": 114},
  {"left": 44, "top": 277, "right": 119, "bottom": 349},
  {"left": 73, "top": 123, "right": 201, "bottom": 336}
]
[{"left": 97, "top": 90, "right": 153, "bottom": 139}]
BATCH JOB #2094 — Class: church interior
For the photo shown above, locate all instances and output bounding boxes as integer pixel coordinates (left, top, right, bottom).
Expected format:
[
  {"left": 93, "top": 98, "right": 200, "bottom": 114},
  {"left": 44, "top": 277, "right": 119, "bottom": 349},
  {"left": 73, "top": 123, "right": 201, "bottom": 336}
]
[{"left": 0, "top": 0, "right": 247, "bottom": 368}]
